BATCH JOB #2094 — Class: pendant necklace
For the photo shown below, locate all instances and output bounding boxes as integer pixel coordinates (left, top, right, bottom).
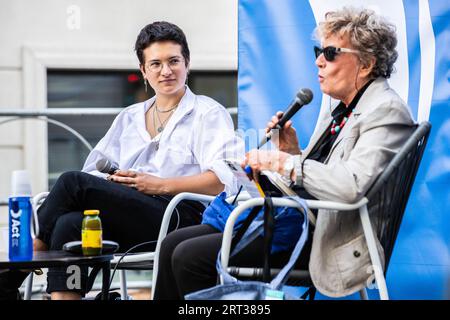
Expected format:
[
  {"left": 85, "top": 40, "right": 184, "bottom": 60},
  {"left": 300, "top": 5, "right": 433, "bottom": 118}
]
[
  {"left": 154, "top": 103, "right": 177, "bottom": 133},
  {"left": 152, "top": 101, "right": 178, "bottom": 150}
]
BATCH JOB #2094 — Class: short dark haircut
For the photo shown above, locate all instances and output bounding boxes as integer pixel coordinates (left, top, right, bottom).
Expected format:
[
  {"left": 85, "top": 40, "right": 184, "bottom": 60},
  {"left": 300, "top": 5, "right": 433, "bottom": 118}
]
[{"left": 134, "top": 21, "right": 190, "bottom": 66}]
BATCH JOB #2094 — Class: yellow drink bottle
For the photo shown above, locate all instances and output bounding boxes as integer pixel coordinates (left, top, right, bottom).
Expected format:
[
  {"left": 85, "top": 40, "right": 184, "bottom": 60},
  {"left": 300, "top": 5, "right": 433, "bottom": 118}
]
[{"left": 82, "top": 210, "right": 102, "bottom": 256}]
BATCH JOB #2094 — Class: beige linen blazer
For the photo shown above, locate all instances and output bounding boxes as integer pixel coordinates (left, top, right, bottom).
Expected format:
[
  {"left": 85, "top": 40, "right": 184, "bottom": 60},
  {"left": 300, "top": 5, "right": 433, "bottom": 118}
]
[{"left": 296, "top": 78, "right": 415, "bottom": 297}]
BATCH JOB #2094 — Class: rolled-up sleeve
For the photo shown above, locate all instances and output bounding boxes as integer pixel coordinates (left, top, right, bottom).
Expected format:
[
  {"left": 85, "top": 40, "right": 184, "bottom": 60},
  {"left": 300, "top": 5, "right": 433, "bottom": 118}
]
[
  {"left": 192, "top": 107, "right": 245, "bottom": 195},
  {"left": 81, "top": 111, "right": 125, "bottom": 178}
]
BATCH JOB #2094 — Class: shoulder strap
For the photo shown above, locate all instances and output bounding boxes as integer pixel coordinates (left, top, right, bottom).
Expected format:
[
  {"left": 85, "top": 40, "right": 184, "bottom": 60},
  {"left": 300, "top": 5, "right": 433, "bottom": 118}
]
[
  {"left": 217, "top": 196, "right": 309, "bottom": 289},
  {"left": 263, "top": 197, "right": 274, "bottom": 282},
  {"left": 230, "top": 204, "right": 262, "bottom": 253},
  {"left": 269, "top": 196, "right": 309, "bottom": 289}
]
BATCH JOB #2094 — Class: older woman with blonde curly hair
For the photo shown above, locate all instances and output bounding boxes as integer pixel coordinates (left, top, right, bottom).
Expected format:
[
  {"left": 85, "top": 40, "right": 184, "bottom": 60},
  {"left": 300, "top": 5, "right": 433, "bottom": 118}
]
[{"left": 153, "top": 7, "right": 416, "bottom": 299}]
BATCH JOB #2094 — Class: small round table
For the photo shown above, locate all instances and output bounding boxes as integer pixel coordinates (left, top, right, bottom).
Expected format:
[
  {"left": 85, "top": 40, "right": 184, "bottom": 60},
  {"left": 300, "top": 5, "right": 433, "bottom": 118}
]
[{"left": 0, "top": 251, "right": 113, "bottom": 300}]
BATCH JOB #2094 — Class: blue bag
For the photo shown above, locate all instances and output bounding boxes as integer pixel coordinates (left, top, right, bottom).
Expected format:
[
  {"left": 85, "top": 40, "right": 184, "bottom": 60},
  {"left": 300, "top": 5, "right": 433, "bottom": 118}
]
[
  {"left": 201, "top": 192, "right": 303, "bottom": 253},
  {"left": 187, "top": 196, "right": 309, "bottom": 300}
]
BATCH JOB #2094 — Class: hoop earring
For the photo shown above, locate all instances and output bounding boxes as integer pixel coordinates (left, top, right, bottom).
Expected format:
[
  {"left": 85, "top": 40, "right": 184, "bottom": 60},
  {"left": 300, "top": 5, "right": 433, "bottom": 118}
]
[{"left": 144, "top": 79, "right": 148, "bottom": 93}]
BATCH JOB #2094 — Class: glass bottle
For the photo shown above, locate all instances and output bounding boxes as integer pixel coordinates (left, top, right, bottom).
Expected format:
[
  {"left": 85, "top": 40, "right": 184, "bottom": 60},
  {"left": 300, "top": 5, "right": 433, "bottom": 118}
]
[{"left": 82, "top": 210, "right": 102, "bottom": 256}]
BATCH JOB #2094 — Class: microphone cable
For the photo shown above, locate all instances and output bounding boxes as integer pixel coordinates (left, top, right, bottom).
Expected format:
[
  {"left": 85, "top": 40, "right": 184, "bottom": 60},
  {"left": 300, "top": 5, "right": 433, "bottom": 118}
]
[
  {"left": 108, "top": 204, "right": 181, "bottom": 293},
  {"left": 108, "top": 239, "right": 157, "bottom": 292}
]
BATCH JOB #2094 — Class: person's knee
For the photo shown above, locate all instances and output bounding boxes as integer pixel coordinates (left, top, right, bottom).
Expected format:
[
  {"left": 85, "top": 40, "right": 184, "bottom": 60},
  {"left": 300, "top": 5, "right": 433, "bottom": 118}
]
[
  {"left": 57, "top": 171, "right": 82, "bottom": 182},
  {"left": 56, "top": 171, "right": 91, "bottom": 186},
  {"left": 159, "top": 232, "right": 185, "bottom": 265},
  {"left": 54, "top": 171, "right": 98, "bottom": 192},
  {"left": 49, "top": 213, "right": 83, "bottom": 250},
  {"left": 159, "top": 237, "right": 172, "bottom": 259},
  {"left": 171, "top": 241, "right": 196, "bottom": 276}
]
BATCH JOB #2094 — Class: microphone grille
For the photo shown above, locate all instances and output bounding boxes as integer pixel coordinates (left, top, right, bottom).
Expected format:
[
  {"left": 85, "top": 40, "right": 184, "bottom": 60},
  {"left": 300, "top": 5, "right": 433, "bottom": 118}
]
[
  {"left": 96, "top": 158, "right": 110, "bottom": 173},
  {"left": 297, "top": 88, "right": 313, "bottom": 104}
]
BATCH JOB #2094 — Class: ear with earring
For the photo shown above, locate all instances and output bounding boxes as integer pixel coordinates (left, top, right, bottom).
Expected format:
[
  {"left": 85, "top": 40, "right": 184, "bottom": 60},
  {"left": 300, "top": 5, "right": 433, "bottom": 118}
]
[{"left": 140, "top": 65, "right": 148, "bottom": 93}]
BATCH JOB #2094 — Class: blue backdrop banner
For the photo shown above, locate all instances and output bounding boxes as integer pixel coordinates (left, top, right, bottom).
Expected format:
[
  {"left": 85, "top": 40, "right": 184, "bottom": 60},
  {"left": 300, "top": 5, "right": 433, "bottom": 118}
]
[{"left": 238, "top": 0, "right": 450, "bottom": 299}]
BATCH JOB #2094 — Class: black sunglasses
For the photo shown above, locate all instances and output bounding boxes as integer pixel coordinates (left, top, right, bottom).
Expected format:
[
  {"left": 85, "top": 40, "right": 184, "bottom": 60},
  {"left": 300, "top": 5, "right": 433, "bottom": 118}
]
[{"left": 314, "top": 46, "right": 360, "bottom": 62}]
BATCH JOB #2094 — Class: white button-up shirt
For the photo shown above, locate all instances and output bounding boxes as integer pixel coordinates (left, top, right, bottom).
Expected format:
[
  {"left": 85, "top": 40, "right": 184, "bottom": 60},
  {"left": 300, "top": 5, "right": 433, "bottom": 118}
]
[{"left": 82, "top": 87, "right": 244, "bottom": 195}]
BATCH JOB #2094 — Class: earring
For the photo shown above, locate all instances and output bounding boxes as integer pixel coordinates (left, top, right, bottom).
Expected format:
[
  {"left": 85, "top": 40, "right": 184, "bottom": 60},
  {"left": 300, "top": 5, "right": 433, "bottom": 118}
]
[{"left": 144, "top": 79, "right": 148, "bottom": 92}]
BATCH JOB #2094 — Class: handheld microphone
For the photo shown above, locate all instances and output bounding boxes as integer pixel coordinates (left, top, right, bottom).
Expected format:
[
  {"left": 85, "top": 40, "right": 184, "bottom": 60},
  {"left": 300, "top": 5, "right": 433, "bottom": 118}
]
[
  {"left": 96, "top": 157, "right": 119, "bottom": 175},
  {"left": 258, "top": 88, "right": 313, "bottom": 149}
]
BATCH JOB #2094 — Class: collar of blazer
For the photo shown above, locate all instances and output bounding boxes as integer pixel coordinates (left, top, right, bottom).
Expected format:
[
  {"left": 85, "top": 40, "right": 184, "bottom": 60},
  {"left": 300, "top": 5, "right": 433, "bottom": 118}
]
[{"left": 301, "top": 78, "right": 388, "bottom": 161}]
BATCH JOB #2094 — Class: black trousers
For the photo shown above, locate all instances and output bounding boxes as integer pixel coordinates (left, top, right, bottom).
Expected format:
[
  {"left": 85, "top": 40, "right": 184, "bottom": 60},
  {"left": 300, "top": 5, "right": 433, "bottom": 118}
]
[
  {"left": 0, "top": 171, "right": 204, "bottom": 297},
  {"left": 153, "top": 223, "right": 313, "bottom": 300}
]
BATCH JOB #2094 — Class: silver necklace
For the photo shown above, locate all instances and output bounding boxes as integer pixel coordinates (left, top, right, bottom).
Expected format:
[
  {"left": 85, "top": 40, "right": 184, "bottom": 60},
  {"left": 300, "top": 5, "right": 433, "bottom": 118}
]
[
  {"left": 155, "top": 103, "right": 179, "bottom": 113},
  {"left": 153, "top": 103, "right": 176, "bottom": 133}
]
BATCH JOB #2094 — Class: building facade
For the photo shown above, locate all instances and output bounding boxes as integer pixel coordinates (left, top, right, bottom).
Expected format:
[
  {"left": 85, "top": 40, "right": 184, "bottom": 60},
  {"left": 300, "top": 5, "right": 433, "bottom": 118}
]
[{"left": 0, "top": 0, "right": 238, "bottom": 232}]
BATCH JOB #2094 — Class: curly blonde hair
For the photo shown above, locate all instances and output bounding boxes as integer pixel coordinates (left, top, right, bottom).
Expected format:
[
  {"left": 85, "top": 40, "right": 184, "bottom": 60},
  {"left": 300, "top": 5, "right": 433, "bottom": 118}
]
[{"left": 315, "top": 7, "right": 398, "bottom": 79}]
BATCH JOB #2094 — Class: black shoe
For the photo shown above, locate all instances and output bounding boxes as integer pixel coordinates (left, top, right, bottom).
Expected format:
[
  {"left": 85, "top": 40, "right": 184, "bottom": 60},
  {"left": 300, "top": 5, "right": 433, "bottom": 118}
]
[{"left": 94, "top": 291, "right": 122, "bottom": 300}]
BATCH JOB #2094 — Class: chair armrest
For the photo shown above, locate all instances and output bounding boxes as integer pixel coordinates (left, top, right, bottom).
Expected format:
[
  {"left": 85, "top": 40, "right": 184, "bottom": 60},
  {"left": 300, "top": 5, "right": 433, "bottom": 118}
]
[
  {"left": 220, "top": 197, "right": 369, "bottom": 270},
  {"left": 226, "top": 191, "right": 251, "bottom": 204},
  {"left": 150, "top": 192, "right": 216, "bottom": 298},
  {"left": 31, "top": 192, "right": 50, "bottom": 239},
  {"left": 111, "top": 252, "right": 155, "bottom": 264},
  {"left": 155, "top": 192, "right": 216, "bottom": 251},
  {"left": 306, "top": 198, "right": 368, "bottom": 211},
  {"left": 32, "top": 192, "right": 50, "bottom": 209}
]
